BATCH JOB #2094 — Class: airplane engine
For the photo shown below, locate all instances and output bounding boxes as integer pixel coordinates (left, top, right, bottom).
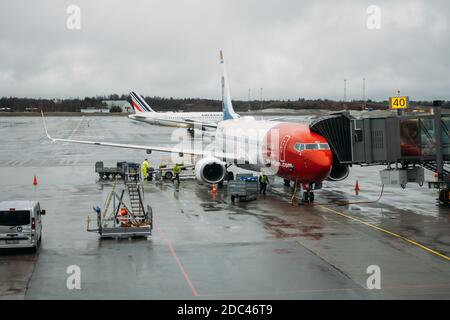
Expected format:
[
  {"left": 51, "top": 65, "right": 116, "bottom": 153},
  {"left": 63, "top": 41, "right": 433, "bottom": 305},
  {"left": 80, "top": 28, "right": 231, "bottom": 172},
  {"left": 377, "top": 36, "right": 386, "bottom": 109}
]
[
  {"left": 195, "top": 157, "right": 226, "bottom": 184},
  {"left": 326, "top": 161, "right": 350, "bottom": 181}
]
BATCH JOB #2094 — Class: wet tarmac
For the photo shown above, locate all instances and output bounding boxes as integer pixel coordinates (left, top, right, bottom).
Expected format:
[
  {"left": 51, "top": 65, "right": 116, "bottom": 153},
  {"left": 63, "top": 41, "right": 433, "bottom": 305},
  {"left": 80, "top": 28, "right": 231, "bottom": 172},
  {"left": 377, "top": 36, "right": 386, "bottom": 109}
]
[{"left": 0, "top": 116, "right": 449, "bottom": 299}]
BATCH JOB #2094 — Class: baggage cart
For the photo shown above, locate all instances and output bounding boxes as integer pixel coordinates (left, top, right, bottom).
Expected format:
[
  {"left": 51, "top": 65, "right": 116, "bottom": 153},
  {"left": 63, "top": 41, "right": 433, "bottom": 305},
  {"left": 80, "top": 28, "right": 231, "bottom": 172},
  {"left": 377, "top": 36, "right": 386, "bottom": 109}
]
[{"left": 228, "top": 175, "right": 258, "bottom": 202}]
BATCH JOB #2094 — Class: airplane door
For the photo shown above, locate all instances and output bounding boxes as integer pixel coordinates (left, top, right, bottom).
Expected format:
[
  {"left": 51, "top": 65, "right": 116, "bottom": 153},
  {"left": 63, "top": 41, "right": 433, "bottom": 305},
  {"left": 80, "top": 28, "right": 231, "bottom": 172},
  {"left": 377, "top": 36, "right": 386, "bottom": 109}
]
[{"left": 280, "top": 135, "right": 291, "bottom": 162}]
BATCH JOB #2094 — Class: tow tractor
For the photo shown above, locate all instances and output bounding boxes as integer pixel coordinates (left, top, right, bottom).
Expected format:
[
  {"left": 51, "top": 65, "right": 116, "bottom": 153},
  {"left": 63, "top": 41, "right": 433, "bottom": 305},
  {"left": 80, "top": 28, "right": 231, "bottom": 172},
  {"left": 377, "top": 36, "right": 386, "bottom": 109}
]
[
  {"left": 153, "top": 160, "right": 195, "bottom": 181},
  {"left": 87, "top": 168, "right": 152, "bottom": 239}
]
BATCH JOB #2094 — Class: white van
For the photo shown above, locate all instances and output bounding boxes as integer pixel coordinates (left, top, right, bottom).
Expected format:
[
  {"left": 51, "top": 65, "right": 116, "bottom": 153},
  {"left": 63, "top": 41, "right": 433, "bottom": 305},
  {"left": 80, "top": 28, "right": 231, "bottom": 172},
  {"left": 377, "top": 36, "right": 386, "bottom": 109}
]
[{"left": 0, "top": 201, "right": 45, "bottom": 250}]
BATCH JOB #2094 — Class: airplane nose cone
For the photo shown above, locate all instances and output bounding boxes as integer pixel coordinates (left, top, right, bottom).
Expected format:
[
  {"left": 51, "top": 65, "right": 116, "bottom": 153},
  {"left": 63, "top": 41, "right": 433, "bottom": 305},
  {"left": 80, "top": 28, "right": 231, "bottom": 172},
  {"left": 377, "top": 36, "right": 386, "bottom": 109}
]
[
  {"left": 300, "top": 151, "right": 333, "bottom": 182},
  {"left": 313, "top": 152, "right": 333, "bottom": 168}
]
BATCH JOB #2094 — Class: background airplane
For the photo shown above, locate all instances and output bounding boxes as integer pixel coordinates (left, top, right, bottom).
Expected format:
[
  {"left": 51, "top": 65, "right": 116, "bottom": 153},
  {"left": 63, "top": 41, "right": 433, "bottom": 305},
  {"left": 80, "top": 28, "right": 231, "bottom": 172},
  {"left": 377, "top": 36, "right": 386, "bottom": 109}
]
[
  {"left": 43, "top": 51, "right": 350, "bottom": 203},
  {"left": 128, "top": 91, "right": 221, "bottom": 134}
]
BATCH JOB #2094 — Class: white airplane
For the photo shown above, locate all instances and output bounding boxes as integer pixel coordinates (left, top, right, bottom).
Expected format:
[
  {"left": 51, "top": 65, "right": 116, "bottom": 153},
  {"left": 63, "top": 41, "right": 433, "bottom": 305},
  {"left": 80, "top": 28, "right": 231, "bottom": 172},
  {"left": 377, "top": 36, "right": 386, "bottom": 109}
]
[
  {"left": 43, "top": 51, "right": 348, "bottom": 202},
  {"left": 128, "top": 91, "right": 222, "bottom": 132}
]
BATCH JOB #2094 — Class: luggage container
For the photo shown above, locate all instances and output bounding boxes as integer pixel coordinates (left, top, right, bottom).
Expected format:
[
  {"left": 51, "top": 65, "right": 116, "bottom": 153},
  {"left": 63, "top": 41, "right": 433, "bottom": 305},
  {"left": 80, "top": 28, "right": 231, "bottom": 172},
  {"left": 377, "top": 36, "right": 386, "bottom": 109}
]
[{"left": 228, "top": 174, "right": 258, "bottom": 202}]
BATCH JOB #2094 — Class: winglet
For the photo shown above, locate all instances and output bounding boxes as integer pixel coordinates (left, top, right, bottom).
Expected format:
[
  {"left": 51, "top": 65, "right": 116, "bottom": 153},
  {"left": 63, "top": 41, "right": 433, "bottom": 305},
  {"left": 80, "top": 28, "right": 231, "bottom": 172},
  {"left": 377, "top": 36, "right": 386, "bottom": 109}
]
[{"left": 41, "top": 110, "right": 56, "bottom": 142}]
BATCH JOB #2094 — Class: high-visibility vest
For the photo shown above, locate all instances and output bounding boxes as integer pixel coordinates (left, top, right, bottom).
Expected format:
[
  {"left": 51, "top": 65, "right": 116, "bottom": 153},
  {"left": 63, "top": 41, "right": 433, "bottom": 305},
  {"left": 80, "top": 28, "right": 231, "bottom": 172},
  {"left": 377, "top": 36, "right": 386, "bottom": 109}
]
[
  {"left": 173, "top": 165, "right": 182, "bottom": 174},
  {"left": 260, "top": 175, "right": 268, "bottom": 183}
]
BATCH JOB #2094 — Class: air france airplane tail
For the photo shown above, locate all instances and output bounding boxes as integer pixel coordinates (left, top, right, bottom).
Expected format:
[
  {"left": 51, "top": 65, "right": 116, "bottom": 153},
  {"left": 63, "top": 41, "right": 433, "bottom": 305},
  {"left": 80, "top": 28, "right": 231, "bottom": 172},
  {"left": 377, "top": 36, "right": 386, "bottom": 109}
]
[
  {"left": 130, "top": 91, "right": 155, "bottom": 113},
  {"left": 220, "top": 50, "right": 240, "bottom": 120}
]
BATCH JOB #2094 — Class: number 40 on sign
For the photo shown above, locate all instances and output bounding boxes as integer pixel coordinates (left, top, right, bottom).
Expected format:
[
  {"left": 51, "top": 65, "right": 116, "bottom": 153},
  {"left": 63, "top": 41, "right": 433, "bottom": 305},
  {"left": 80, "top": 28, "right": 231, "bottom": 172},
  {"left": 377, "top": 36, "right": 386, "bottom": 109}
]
[{"left": 390, "top": 96, "right": 409, "bottom": 109}]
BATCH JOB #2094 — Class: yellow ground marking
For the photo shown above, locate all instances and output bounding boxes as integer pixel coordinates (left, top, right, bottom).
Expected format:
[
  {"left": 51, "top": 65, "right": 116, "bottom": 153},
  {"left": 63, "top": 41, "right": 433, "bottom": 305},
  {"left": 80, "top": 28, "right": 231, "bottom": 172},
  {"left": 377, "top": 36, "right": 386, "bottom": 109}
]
[{"left": 317, "top": 205, "right": 450, "bottom": 262}]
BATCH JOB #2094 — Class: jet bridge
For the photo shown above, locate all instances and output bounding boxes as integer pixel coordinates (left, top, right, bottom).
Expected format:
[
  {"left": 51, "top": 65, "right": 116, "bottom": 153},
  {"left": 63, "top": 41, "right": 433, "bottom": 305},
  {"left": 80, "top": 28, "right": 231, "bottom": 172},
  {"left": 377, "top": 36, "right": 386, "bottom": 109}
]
[{"left": 310, "top": 101, "right": 450, "bottom": 204}]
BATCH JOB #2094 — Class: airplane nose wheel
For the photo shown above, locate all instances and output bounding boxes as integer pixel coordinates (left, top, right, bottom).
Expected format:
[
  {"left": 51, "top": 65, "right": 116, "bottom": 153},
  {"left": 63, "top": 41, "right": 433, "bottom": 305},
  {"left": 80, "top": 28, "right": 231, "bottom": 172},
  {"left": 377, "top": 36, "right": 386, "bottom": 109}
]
[
  {"left": 290, "top": 181, "right": 315, "bottom": 205},
  {"left": 301, "top": 189, "right": 314, "bottom": 204}
]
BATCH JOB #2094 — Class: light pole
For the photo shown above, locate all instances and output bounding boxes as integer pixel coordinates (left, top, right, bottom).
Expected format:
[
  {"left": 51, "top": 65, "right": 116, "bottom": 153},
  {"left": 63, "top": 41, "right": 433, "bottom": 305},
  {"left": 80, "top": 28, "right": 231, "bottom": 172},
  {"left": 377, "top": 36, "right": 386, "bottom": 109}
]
[
  {"left": 260, "top": 88, "right": 263, "bottom": 110},
  {"left": 397, "top": 90, "right": 403, "bottom": 116},
  {"left": 363, "top": 77, "right": 366, "bottom": 109},
  {"left": 343, "top": 79, "right": 347, "bottom": 108}
]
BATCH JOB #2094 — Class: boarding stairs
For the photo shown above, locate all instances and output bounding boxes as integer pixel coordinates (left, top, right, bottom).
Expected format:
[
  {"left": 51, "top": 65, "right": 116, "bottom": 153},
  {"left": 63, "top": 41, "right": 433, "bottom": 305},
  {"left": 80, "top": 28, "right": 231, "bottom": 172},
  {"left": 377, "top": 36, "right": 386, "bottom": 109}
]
[
  {"left": 87, "top": 180, "right": 152, "bottom": 238},
  {"left": 86, "top": 161, "right": 152, "bottom": 238},
  {"left": 126, "top": 182, "right": 145, "bottom": 216}
]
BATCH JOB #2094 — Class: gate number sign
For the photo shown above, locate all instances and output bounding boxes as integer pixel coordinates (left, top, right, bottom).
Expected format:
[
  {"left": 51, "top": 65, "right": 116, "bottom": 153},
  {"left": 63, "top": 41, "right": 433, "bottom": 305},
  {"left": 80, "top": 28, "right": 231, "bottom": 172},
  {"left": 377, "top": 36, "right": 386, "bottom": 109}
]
[{"left": 390, "top": 96, "right": 409, "bottom": 109}]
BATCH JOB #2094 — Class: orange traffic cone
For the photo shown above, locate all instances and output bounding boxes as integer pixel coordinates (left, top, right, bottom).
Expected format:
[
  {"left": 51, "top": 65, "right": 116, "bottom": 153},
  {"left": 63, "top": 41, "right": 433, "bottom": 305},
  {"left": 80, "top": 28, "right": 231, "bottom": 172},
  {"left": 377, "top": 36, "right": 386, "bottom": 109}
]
[
  {"left": 33, "top": 176, "right": 38, "bottom": 186},
  {"left": 211, "top": 183, "right": 217, "bottom": 194},
  {"left": 354, "top": 179, "right": 360, "bottom": 195}
]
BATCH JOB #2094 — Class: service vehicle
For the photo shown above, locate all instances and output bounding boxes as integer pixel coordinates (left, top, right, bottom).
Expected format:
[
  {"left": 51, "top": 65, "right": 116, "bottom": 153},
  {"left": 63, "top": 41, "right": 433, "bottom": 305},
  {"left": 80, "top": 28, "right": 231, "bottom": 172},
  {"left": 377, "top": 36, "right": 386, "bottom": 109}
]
[{"left": 0, "top": 201, "right": 45, "bottom": 250}]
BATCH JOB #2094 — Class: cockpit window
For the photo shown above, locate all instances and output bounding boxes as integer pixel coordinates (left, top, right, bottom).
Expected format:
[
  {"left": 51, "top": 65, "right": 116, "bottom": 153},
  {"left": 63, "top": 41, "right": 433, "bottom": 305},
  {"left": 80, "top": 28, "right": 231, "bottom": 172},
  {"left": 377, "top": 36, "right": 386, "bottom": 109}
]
[
  {"left": 305, "top": 144, "right": 318, "bottom": 150},
  {"left": 294, "top": 143, "right": 304, "bottom": 151},
  {"left": 294, "top": 143, "right": 330, "bottom": 151}
]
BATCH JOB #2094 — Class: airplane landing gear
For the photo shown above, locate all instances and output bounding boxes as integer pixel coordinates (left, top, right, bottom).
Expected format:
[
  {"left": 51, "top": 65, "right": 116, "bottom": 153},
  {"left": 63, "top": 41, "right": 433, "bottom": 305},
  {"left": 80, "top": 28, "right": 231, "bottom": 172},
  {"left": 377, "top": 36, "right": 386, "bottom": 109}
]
[
  {"left": 302, "top": 189, "right": 314, "bottom": 204},
  {"left": 290, "top": 181, "right": 315, "bottom": 205},
  {"left": 299, "top": 183, "right": 315, "bottom": 204},
  {"left": 187, "top": 128, "right": 194, "bottom": 137}
]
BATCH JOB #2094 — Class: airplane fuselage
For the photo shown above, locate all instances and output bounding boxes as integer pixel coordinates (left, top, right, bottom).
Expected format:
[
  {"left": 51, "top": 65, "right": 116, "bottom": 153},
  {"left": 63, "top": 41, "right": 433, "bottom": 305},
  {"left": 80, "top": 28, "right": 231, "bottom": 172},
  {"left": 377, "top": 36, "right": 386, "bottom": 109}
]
[
  {"left": 128, "top": 112, "right": 223, "bottom": 128},
  {"left": 209, "top": 117, "right": 333, "bottom": 184}
]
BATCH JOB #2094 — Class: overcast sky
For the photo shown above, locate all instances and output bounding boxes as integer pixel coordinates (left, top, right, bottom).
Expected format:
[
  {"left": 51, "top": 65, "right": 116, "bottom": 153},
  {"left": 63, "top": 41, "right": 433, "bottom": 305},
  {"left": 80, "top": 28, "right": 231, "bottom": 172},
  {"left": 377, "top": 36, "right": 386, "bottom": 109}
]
[{"left": 0, "top": 0, "right": 449, "bottom": 100}]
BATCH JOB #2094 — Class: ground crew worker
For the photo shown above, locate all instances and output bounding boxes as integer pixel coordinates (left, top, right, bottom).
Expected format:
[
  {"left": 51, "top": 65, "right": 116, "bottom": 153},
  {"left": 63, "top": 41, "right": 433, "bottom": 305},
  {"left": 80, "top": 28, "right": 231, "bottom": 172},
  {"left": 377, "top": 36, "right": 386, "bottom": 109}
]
[
  {"left": 141, "top": 159, "right": 149, "bottom": 181},
  {"left": 118, "top": 207, "right": 129, "bottom": 226},
  {"left": 259, "top": 173, "right": 269, "bottom": 195},
  {"left": 171, "top": 163, "right": 182, "bottom": 184}
]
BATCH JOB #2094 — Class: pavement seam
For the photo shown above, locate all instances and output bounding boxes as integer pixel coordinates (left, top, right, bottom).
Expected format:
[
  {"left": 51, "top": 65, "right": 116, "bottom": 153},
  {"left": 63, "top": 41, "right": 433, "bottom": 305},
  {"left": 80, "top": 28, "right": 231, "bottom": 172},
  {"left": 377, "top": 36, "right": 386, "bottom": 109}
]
[
  {"left": 293, "top": 238, "right": 364, "bottom": 289},
  {"left": 21, "top": 250, "right": 40, "bottom": 300}
]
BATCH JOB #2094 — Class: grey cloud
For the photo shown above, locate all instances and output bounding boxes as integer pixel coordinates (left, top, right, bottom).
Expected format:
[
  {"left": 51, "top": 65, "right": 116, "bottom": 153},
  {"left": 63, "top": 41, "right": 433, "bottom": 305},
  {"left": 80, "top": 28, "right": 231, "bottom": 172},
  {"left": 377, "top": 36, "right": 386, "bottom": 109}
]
[{"left": 0, "top": 0, "right": 449, "bottom": 100}]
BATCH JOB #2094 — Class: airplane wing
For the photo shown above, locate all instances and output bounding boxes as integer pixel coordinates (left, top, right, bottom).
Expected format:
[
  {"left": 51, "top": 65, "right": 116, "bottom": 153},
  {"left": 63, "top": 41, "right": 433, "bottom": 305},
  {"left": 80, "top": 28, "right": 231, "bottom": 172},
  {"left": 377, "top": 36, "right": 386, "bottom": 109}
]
[
  {"left": 41, "top": 112, "right": 239, "bottom": 160},
  {"left": 267, "top": 116, "right": 286, "bottom": 121},
  {"left": 42, "top": 112, "right": 206, "bottom": 156}
]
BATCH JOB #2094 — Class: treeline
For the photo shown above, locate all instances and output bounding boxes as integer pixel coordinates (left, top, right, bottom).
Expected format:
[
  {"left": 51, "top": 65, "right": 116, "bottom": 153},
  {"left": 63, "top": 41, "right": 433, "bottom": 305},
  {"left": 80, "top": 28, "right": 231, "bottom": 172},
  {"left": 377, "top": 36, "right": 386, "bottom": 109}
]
[
  {"left": 0, "top": 96, "right": 109, "bottom": 112},
  {"left": 0, "top": 95, "right": 222, "bottom": 112},
  {"left": 0, "top": 94, "right": 448, "bottom": 112}
]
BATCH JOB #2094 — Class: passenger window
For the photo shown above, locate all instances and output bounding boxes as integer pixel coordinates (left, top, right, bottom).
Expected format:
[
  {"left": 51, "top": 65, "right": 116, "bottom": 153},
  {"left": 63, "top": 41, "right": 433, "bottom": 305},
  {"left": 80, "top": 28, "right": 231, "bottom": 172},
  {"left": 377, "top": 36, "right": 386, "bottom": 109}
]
[{"left": 319, "top": 143, "right": 330, "bottom": 150}]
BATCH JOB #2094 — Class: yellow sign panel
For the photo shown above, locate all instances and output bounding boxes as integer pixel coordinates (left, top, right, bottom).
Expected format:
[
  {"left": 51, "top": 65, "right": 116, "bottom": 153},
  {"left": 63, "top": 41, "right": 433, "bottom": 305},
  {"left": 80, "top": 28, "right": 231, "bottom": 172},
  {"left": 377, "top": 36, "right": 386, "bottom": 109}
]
[{"left": 390, "top": 96, "right": 409, "bottom": 109}]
